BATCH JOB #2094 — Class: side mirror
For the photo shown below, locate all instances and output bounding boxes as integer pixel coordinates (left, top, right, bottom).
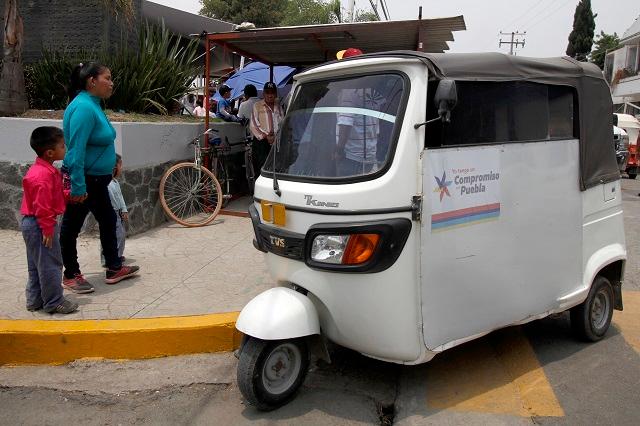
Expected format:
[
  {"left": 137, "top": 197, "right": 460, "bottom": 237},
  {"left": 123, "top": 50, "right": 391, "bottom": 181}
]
[
  {"left": 613, "top": 114, "right": 618, "bottom": 127},
  {"left": 434, "top": 79, "right": 457, "bottom": 122},
  {"left": 414, "top": 79, "right": 458, "bottom": 130}
]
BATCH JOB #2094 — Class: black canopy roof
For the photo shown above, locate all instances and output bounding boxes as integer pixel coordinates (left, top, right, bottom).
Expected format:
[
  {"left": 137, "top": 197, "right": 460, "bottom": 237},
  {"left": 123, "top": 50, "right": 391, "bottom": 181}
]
[{"left": 351, "top": 51, "right": 618, "bottom": 191}]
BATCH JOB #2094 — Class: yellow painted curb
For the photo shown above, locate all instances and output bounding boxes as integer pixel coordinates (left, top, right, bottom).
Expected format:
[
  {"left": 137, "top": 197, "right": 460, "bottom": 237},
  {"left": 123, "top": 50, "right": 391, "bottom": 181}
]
[{"left": 0, "top": 312, "right": 242, "bottom": 365}]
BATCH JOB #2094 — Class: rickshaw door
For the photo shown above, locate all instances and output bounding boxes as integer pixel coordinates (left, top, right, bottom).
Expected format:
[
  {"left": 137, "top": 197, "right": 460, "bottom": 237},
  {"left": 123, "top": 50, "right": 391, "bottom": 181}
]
[{"left": 420, "top": 144, "right": 582, "bottom": 350}]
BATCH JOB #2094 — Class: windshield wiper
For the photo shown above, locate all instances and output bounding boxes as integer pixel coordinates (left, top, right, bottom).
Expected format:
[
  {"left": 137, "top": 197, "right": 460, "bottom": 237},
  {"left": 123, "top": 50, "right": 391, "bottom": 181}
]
[{"left": 272, "top": 130, "right": 282, "bottom": 197}]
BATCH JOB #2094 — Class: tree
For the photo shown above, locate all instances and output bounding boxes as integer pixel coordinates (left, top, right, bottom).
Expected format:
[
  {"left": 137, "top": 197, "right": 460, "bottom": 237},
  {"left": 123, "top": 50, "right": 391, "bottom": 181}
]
[
  {"left": 200, "top": 0, "right": 288, "bottom": 27},
  {"left": 0, "top": 0, "right": 28, "bottom": 116},
  {"left": 355, "top": 9, "right": 379, "bottom": 22},
  {"left": 281, "top": 0, "right": 334, "bottom": 26},
  {"left": 590, "top": 31, "right": 620, "bottom": 69},
  {"left": 326, "top": 0, "right": 342, "bottom": 23},
  {"left": 201, "top": 0, "right": 378, "bottom": 27},
  {"left": 99, "top": 0, "right": 135, "bottom": 24},
  {"left": 566, "top": 0, "right": 596, "bottom": 61},
  {"left": 0, "top": 0, "right": 136, "bottom": 116}
]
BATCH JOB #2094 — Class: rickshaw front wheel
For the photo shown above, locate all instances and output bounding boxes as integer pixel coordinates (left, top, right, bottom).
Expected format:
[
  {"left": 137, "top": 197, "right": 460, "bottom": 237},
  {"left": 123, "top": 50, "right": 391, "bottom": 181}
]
[
  {"left": 570, "top": 275, "right": 614, "bottom": 342},
  {"left": 237, "top": 337, "right": 310, "bottom": 411}
]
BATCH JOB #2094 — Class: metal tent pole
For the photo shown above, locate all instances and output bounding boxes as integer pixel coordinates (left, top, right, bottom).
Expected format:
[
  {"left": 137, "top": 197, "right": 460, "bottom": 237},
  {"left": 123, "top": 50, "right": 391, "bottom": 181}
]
[{"left": 204, "top": 37, "right": 211, "bottom": 148}]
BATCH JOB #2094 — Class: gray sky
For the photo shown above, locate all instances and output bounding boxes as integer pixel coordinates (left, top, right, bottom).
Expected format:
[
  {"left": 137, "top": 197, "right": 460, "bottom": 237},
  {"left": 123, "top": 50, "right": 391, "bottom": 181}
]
[{"left": 150, "top": 0, "right": 639, "bottom": 57}]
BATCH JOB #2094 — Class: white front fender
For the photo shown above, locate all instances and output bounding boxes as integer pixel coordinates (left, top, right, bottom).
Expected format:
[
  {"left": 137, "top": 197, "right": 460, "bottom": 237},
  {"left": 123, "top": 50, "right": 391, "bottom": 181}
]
[{"left": 236, "top": 287, "right": 320, "bottom": 340}]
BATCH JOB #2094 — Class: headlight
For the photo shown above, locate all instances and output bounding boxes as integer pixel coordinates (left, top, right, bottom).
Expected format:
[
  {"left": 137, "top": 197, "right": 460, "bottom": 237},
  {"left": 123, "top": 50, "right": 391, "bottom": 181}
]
[
  {"left": 305, "top": 219, "right": 412, "bottom": 273},
  {"left": 310, "top": 235, "right": 349, "bottom": 264},
  {"left": 310, "top": 233, "right": 380, "bottom": 265}
]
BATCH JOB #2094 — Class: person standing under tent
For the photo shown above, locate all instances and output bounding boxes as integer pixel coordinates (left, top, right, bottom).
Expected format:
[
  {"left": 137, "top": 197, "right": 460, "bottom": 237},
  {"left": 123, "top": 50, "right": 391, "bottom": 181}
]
[
  {"left": 238, "top": 84, "right": 259, "bottom": 122},
  {"left": 250, "top": 82, "right": 285, "bottom": 173}
]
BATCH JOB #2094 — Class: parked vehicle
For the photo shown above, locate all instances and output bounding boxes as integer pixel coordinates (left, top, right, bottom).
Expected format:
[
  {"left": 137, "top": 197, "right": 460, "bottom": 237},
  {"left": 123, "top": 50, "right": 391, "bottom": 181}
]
[
  {"left": 614, "top": 125, "right": 630, "bottom": 174},
  {"left": 615, "top": 113, "right": 640, "bottom": 179},
  {"left": 235, "top": 52, "right": 626, "bottom": 411}
]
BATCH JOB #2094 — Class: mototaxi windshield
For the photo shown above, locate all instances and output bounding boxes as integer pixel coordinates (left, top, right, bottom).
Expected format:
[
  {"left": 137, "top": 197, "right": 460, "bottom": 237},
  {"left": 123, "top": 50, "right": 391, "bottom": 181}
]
[{"left": 263, "top": 73, "right": 407, "bottom": 181}]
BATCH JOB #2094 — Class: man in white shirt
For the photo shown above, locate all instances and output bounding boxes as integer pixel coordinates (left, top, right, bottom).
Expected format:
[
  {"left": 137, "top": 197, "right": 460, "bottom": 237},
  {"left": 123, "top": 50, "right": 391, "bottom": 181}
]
[
  {"left": 250, "top": 82, "right": 285, "bottom": 173},
  {"left": 335, "top": 87, "right": 381, "bottom": 176},
  {"left": 238, "top": 84, "right": 259, "bottom": 121}
]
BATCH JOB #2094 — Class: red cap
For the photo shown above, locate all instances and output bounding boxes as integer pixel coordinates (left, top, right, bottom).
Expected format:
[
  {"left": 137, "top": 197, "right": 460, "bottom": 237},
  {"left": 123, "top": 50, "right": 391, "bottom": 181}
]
[{"left": 336, "top": 47, "right": 363, "bottom": 59}]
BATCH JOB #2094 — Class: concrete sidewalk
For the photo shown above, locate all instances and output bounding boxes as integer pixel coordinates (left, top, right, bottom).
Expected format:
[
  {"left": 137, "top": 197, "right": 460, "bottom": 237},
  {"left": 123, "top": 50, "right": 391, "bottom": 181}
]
[{"left": 0, "top": 214, "right": 272, "bottom": 320}]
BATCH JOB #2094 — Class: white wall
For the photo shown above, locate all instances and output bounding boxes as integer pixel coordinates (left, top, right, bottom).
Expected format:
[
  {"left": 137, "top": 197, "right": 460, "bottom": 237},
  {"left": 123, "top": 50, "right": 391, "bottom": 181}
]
[
  {"left": 117, "top": 122, "right": 201, "bottom": 168},
  {"left": 0, "top": 118, "right": 63, "bottom": 163},
  {"left": 613, "top": 74, "right": 640, "bottom": 102},
  {"left": 0, "top": 118, "right": 203, "bottom": 167},
  {"left": 613, "top": 46, "right": 628, "bottom": 73}
]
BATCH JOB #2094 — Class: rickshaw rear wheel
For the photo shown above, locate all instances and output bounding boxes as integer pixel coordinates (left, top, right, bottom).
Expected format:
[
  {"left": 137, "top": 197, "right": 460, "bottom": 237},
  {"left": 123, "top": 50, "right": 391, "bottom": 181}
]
[
  {"left": 237, "top": 337, "right": 310, "bottom": 411},
  {"left": 570, "top": 276, "right": 614, "bottom": 342}
]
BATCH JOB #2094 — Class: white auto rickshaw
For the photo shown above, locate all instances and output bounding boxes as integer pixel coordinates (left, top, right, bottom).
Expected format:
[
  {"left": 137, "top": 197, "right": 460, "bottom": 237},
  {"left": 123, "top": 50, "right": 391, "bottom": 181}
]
[{"left": 235, "top": 52, "right": 627, "bottom": 410}]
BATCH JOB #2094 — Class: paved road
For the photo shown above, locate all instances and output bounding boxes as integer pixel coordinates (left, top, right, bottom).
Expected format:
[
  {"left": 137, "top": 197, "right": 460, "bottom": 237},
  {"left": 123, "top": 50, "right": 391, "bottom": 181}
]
[{"left": 1, "top": 178, "right": 639, "bottom": 425}]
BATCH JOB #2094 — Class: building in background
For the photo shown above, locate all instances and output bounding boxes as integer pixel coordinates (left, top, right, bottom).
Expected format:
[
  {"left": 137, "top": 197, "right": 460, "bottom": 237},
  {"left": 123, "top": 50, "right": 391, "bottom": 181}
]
[
  {"left": 0, "top": 0, "right": 142, "bottom": 62},
  {"left": 0, "top": 1, "right": 236, "bottom": 75},
  {"left": 142, "top": 1, "right": 237, "bottom": 76},
  {"left": 605, "top": 16, "right": 640, "bottom": 116}
]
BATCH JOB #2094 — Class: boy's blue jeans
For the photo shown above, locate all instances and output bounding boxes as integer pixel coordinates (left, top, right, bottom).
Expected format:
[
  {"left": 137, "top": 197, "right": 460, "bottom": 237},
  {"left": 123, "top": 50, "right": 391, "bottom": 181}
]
[
  {"left": 101, "top": 213, "right": 125, "bottom": 264},
  {"left": 21, "top": 216, "right": 64, "bottom": 311}
]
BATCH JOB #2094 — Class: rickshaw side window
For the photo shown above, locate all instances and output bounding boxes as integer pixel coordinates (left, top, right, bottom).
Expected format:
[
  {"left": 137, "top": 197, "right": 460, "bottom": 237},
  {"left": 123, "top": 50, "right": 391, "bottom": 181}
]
[
  {"left": 425, "top": 81, "right": 577, "bottom": 148},
  {"left": 548, "top": 86, "right": 576, "bottom": 139}
]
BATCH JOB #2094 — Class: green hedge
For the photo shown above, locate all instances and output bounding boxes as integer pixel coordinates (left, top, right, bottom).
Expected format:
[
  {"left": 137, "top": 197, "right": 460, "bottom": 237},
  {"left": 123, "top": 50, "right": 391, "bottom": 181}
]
[{"left": 25, "top": 21, "right": 200, "bottom": 114}]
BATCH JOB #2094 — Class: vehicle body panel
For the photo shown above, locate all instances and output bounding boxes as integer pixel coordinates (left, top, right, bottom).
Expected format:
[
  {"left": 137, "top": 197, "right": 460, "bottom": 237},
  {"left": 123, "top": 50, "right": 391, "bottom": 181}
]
[{"left": 421, "top": 141, "right": 582, "bottom": 350}]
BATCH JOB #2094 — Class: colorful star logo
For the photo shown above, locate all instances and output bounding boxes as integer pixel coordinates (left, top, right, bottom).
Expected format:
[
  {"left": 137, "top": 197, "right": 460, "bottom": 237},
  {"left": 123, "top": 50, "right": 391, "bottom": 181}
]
[{"left": 434, "top": 171, "right": 452, "bottom": 201}]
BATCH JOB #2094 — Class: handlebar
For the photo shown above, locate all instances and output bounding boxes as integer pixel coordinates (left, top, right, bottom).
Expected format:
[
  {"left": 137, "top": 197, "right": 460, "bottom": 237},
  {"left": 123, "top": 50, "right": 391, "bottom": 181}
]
[{"left": 187, "top": 128, "right": 219, "bottom": 146}]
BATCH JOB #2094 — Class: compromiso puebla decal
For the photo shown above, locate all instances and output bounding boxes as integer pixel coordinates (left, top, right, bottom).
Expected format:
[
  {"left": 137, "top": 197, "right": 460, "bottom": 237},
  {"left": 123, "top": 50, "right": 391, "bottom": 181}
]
[
  {"left": 429, "top": 148, "right": 501, "bottom": 232},
  {"left": 454, "top": 171, "right": 500, "bottom": 195}
]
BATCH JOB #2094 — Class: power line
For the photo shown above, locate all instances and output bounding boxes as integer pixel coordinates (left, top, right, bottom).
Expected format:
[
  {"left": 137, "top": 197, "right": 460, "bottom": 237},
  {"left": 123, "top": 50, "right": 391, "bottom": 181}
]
[
  {"left": 524, "top": 0, "right": 575, "bottom": 31},
  {"left": 368, "top": 0, "right": 382, "bottom": 20},
  {"left": 518, "top": 0, "right": 569, "bottom": 30},
  {"left": 504, "top": 0, "right": 553, "bottom": 30},
  {"left": 380, "top": 0, "right": 390, "bottom": 20}
]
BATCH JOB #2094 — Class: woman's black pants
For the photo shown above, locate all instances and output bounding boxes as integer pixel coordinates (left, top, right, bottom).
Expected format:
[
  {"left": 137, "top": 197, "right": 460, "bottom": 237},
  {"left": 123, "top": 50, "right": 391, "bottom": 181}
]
[{"left": 60, "top": 174, "right": 122, "bottom": 277}]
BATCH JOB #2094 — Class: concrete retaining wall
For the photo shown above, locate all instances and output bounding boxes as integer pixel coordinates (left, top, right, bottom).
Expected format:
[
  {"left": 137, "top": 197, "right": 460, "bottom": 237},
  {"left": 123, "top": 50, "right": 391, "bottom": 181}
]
[{"left": 0, "top": 117, "right": 203, "bottom": 234}]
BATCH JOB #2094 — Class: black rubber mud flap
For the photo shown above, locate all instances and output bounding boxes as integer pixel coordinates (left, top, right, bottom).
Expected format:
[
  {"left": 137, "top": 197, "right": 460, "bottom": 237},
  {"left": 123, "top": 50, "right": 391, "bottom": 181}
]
[{"left": 613, "top": 281, "right": 623, "bottom": 311}]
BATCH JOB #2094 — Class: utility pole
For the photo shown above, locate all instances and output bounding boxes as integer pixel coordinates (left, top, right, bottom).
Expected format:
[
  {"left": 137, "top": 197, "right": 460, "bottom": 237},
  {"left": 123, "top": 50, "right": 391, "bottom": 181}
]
[
  {"left": 347, "top": 0, "right": 356, "bottom": 22},
  {"left": 499, "top": 31, "right": 526, "bottom": 55}
]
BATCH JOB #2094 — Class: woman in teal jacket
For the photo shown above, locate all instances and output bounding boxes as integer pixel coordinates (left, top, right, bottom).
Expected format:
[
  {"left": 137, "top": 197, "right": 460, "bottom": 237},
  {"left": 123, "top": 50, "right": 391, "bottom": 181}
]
[{"left": 60, "top": 62, "right": 139, "bottom": 292}]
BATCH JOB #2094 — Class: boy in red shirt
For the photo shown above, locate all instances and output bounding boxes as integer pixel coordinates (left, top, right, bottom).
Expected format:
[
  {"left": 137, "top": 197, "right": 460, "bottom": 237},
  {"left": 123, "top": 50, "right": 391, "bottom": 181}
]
[{"left": 20, "top": 127, "right": 78, "bottom": 314}]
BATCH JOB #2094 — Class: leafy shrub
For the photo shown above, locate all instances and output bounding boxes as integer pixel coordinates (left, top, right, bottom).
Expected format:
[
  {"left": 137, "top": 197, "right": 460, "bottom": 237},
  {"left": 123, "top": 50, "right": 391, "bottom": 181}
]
[
  {"left": 25, "top": 21, "right": 200, "bottom": 114},
  {"left": 24, "top": 49, "right": 89, "bottom": 110},
  {"left": 107, "top": 21, "right": 200, "bottom": 114}
]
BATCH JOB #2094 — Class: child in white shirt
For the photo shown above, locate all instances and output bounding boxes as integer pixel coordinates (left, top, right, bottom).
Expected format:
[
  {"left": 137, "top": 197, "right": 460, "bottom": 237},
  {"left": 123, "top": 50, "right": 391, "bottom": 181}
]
[{"left": 101, "top": 154, "right": 128, "bottom": 266}]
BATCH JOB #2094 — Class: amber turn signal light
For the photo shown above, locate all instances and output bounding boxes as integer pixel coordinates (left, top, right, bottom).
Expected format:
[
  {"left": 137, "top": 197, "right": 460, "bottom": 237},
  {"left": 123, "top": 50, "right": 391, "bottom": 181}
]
[{"left": 342, "top": 233, "right": 380, "bottom": 265}]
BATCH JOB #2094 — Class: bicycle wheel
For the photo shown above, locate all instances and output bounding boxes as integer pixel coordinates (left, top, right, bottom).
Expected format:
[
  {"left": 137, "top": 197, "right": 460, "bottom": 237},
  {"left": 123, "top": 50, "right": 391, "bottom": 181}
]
[{"left": 159, "top": 162, "right": 223, "bottom": 227}]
